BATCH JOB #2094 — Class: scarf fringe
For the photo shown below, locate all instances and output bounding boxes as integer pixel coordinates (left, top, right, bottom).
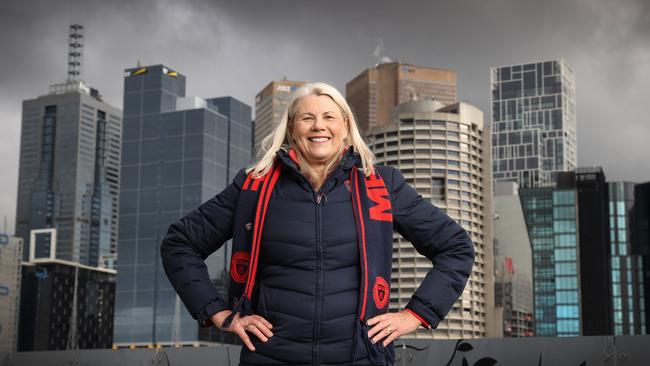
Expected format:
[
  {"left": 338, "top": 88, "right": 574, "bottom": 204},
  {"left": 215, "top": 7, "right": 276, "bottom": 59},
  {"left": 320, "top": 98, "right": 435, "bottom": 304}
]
[{"left": 221, "top": 296, "right": 253, "bottom": 329}]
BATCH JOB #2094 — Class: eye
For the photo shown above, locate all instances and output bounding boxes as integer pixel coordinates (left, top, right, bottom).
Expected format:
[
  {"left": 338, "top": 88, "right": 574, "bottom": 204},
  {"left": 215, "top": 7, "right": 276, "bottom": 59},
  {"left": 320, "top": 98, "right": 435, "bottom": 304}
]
[{"left": 301, "top": 115, "right": 314, "bottom": 122}]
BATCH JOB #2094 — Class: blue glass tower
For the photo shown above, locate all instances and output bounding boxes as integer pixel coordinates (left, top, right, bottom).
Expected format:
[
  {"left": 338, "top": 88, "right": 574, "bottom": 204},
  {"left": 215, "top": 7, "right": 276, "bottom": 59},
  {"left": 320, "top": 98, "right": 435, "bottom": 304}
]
[
  {"left": 609, "top": 182, "right": 646, "bottom": 335},
  {"left": 113, "top": 65, "right": 252, "bottom": 346}
]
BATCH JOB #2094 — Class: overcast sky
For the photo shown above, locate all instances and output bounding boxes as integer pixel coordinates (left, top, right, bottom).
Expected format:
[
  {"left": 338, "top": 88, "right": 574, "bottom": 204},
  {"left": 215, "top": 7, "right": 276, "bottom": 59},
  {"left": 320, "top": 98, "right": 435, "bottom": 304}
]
[{"left": 1, "top": 0, "right": 649, "bottom": 233}]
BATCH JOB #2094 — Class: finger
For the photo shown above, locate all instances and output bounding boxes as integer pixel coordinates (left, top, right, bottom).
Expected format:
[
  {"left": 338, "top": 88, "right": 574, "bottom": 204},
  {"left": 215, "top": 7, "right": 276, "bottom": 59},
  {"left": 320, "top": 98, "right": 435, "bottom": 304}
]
[
  {"left": 371, "top": 324, "right": 396, "bottom": 345},
  {"left": 253, "top": 315, "right": 273, "bottom": 330},
  {"left": 367, "top": 319, "right": 390, "bottom": 338},
  {"left": 236, "top": 328, "right": 256, "bottom": 351},
  {"left": 382, "top": 329, "right": 401, "bottom": 347},
  {"left": 248, "top": 324, "right": 269, "bottom": 342},
  {"left": 253, "top": 320, "right": 274, "bottom": 338},
  {"left": 366, "top": 313, "right": 388, "bottom": 326}
]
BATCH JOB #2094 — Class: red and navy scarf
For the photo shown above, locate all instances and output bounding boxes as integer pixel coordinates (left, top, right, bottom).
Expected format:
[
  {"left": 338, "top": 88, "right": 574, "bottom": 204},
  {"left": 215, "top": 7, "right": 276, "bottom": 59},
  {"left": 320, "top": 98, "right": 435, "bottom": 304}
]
[{"left": 223, "top": 159, "right": 395, "bottom": 365}]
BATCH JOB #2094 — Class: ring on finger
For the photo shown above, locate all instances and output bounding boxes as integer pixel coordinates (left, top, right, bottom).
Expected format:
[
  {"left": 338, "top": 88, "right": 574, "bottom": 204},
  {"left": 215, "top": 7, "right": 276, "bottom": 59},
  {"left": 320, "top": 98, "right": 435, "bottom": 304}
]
[{"left": 385, "top": 326, "right": 393, "bottom": 334}]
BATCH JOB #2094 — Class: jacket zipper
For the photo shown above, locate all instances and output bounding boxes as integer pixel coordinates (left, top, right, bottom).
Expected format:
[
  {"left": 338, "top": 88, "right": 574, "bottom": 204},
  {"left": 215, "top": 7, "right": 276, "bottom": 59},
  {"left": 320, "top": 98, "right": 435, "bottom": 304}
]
[{"left": 313, "top": 190, "right": 325, "bottom": 366}]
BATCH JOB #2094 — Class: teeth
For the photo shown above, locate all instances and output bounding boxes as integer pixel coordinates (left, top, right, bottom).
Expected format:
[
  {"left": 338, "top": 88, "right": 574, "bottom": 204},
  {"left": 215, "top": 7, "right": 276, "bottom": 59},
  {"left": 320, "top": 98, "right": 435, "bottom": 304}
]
[{"left": 309, "top": 137, "right": 330, "bottom": 142}]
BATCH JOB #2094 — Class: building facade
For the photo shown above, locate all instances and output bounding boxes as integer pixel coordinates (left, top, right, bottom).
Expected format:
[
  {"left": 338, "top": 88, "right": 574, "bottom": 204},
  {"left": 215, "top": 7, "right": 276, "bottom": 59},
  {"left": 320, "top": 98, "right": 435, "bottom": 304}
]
[
  {"left": 15, "top": 81, "right": 122, "bottom": 267},
  {"left": 347, "top": 62, "right": 457, "bottom": 132},
  {"left": 366, "top": 99, "right": 493, "bottom": 339},
  {"left": 609, "top": 182, "right": 646, "bottom": 335},
  {"left": 521, "top": 167, "right": 613, "bottom": 336},
  {"left": 633, "top": 182, "right": 650, "bottom": 332},
  {"left": 491, "top": 60, "right": 576, "bottom": 188},
  {"left": 114, "top": 65, "right": 252, "bottom": 346},
  {"left": 493, "top": 182, "right": 534, "bottom": 337},
  {"left": 253, "top": 79, "right": 304, "bottom": 158},
  {"left": 18, "top": 258, "right": 115, "bottom": 351},
  {"left": 0, "top": 234, "right": 23, "bottom": 352}
]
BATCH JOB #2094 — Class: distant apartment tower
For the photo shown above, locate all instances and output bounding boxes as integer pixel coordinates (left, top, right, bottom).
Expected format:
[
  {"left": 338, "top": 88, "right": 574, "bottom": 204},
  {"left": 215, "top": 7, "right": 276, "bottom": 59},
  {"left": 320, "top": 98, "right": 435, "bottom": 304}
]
[
  {"left": 609, "top": 182, "right": 646, "bottom": 334},
  {"left": 0, "top": 234, "right": 23, "bottom": 352},
  {"left": 254, "top": 79, "right": 304, "bottom": 158},
  {"left": 347, "top": 62, "right": 457, "bottom": 132},
  {"left": 18, "top": 260, "right": 115, "bottom": 351},
  {"left": 366, "top": 99, "right": 493, "bottom": 339},
  {"left": 521, "top": 167, "right": 612, "bottom": 336},
  {"left": 493, "top": 182, "right": 534, "bottom": 337},
  {"left": 491, "top": 59, "right": 576, "bottom": 188},
  {"left": 114, "top": 65, "right": 252, "bottom": 346}
]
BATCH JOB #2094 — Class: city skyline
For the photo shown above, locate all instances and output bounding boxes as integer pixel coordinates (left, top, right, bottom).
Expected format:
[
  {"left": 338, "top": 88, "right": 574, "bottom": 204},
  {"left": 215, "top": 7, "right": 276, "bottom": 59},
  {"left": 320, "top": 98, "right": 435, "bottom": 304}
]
[{"left": 1, "top": 0, "right": 649, "bottom": 233}]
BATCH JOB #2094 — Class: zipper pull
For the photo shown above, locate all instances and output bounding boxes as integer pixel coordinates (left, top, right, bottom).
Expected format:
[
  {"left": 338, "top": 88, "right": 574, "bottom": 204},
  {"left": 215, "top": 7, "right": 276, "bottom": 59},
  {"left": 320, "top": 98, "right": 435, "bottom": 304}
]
[{"left": 316, "top": 192, "right": 326, "bottom": 205}]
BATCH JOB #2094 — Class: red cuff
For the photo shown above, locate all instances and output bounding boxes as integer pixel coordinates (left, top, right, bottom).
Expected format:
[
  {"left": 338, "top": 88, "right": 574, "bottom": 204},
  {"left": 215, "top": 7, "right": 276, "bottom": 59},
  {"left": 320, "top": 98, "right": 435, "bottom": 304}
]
[{"left": 403, "top": 308, "right": 431, "bottom": 329}]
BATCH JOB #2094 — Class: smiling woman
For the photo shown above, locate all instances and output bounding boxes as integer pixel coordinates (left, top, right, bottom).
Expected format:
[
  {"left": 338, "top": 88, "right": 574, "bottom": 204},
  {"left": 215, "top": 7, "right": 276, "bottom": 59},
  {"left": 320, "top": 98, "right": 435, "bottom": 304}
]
[{"left": 161, "top": 82, "right": 475, "bottom": 366}]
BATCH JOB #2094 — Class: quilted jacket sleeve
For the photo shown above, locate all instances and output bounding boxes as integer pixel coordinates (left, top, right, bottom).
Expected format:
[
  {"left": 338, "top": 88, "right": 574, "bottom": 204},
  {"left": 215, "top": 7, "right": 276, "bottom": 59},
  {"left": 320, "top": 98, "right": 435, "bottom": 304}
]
[
  {"left": 160, "top": 168, "right": 247, "bottom": 326},
  {"left": 388, "top": 167, "right": 475, "bottom": 329}
]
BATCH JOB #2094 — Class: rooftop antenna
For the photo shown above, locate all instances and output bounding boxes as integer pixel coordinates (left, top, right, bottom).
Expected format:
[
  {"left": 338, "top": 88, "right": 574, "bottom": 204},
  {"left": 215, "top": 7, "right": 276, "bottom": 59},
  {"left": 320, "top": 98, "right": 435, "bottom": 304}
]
[{"left": 67, "top": 24, "right": 84, "bottom": 83}]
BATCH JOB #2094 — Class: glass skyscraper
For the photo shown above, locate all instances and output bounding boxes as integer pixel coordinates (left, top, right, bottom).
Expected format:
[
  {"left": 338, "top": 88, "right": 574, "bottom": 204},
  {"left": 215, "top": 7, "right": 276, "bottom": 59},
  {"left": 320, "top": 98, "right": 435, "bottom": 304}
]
[
  {"left": 521, "top": 168, "right": 614, "bottom": 337},
  {"left": 16, "top": 81, "right": 122, "bottom": 267},
  {"left": 491, "top": 59, "right": 576, "bottom": 188},
  {"left": 609, "top": 182, "right": 646, "bottom": 335},
  {"left": 520, "top": 186, "right": 580, "bottom": 336},
  {"left": 113, "top": 65, "right": 252, "bottom": 346}
]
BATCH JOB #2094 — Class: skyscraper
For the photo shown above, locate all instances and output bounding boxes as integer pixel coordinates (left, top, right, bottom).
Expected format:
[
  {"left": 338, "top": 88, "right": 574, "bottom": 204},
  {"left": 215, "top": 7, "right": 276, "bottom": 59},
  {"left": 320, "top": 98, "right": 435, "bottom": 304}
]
[
  {"left": 15, "top": 24, "right": 122, "bottom": 267},
  {"left": 493, "top": 182, "right": 534, "bottom": 337},
  {"left": 609, "top": 182, "right": 646, "bottom": 335},
  {"left": 491, "top": 59, "right": 576, "bottom": 188},
  {"left": 366, "top": 99, "right": 493, "bottom": 339},
  {"left": 520, "top": 167, "right": 612, "bottom": 336},
  {"left": 0, "top": 234, "right": 23, "bottom": 352},
  {"left": 633, "top": 182, "right": 650, "bottom": 333},
  {"left": 254, "top": 79, "right": 304, "bottom": 158},
  {"left": 114, "top": 65, "right": 252, "bottom": 346},
  {"left": 347, "top": 62, "right": 457, "bottom": 132}
]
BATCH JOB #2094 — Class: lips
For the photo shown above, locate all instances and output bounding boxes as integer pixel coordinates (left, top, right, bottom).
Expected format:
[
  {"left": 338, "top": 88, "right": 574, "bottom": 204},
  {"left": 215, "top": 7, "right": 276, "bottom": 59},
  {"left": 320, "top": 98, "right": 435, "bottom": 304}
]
[{"left": 308, "top": 137, "right": 331, "bottom": 143}]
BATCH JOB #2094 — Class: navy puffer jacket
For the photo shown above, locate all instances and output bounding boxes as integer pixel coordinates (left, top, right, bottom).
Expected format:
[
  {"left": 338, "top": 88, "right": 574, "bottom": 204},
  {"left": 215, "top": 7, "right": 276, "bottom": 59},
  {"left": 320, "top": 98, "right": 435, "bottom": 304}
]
[{"left": 161, "top": 149, "right": 475, "bottom": 365}]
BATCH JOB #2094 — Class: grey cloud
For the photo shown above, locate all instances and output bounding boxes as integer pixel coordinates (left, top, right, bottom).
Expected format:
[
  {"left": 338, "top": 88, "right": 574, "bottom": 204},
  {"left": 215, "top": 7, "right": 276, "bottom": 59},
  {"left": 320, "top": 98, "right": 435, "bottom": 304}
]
[{"left": 0, "top": 0, "right": 648, "bottom": 233}]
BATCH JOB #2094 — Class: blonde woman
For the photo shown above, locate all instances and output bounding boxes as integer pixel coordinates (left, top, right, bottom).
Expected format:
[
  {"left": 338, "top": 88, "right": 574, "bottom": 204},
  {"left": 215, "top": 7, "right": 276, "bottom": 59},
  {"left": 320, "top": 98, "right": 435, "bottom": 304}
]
[{"left": 161, "top": 82, "right": 474, "bottom": 365}]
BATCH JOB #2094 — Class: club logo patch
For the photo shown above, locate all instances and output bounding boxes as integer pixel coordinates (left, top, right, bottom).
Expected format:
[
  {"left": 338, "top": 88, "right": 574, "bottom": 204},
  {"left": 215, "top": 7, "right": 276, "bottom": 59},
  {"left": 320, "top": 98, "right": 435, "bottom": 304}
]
[
  {"left": 372, "top": 276, "right": 389, "bottom": 309},
  {"left": 230, "top": 251, "right": 250, "bottom": 284},
  {"left": 344, "top": 179, "right": 351, "bottom": 192}
]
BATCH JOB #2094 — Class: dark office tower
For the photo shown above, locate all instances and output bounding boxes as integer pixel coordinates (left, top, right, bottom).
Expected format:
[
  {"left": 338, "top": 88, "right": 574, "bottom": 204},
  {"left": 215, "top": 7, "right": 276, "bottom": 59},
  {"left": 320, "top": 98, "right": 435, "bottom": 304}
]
[
  {"left": 346, "top": 62, "right": 457, "bottom": 132},
  {"left": 114, "top": 65, "right": 252, "bottom": 347},
  {"left": 521, "top": 167, "right": 612, "bottom": 336},
  {"left": 633, "top": 182, "right": 650, "bottom": 333},
  {"left": 15, "top": 26, "right": 122, "bottom": 267},
  {"left": 570, "top": 168, "right": 612, "bottom": 335},
  {"left": 18, "top": 259, "right": 116, "bottom": 351},
  {"left": 609, "top": 182, "right": 646, "bottom": 334},
  {"left": 491, "top": 60, "right": 576, "bottom": 188}
]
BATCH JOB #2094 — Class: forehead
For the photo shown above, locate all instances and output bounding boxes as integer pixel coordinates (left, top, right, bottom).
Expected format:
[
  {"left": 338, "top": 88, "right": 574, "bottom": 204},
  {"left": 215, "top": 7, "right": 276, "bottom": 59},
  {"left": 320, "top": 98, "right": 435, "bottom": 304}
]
[{"left": 294, "top": 94, "right": 341, "bottom": 114}]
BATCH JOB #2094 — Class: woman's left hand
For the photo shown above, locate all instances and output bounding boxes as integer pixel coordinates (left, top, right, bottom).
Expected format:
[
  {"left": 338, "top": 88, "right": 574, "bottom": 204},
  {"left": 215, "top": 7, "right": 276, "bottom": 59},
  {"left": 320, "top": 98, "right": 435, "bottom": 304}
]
[{"left": 366, "top": 310, "right": 422, "bottom": 346}]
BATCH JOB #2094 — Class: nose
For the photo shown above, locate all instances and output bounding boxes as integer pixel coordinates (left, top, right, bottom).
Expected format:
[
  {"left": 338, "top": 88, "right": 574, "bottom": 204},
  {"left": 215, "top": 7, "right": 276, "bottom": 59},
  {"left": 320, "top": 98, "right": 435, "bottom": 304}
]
[{"left": 311, "top": 116, "right": 326, "bottom": 131}]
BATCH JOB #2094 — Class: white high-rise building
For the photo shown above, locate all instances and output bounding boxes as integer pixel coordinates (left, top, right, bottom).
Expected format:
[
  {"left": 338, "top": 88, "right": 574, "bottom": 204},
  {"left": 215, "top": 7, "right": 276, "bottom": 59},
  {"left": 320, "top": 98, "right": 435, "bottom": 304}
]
[{"left": 366, "top": 99, "right": 493, "bottom": 338}]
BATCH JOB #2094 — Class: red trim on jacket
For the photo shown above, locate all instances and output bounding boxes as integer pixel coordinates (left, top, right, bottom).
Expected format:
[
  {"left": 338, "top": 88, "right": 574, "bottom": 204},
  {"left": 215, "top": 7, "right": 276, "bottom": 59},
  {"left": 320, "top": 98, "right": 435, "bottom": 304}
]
[
  {"left": 352, "top": 167, "right": 369, "bottom": 320},
  {"left": 404, "top": 308, "right": 431, "bottom": 329}
]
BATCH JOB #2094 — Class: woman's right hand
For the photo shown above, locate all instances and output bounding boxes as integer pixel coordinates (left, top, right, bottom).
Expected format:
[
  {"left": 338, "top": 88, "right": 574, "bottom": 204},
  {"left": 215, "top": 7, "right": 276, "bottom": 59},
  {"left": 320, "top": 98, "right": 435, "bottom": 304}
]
[{"left": 211, "top": 309, "right": 274, "bottom": 351}]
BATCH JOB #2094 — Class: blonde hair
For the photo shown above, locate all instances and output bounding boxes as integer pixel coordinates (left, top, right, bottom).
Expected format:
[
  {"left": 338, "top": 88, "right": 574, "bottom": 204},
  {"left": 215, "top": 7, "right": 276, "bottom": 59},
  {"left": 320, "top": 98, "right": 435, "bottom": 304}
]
[{"left": 249, "top": 82, "right": 375, "bottom": 179}]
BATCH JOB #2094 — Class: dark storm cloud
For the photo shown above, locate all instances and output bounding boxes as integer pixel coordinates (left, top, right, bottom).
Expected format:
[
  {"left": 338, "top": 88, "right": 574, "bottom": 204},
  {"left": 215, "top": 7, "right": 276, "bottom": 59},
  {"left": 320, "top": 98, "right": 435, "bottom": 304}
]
[{"left": 1, "top": 0, "right": 648, "bottom": 232}]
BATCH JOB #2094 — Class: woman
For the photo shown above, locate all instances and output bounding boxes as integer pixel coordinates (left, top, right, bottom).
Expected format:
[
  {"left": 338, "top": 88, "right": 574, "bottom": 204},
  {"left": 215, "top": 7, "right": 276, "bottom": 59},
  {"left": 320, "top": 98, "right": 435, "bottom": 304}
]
[{"left": 161, "top": 82, "right": 474, "bottom": 365}]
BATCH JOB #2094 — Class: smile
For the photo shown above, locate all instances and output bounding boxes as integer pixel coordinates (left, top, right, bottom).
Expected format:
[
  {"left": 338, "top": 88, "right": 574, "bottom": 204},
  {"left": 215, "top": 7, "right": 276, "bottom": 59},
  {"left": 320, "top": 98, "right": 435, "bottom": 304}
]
[{"left": 308, "top": 137, "right": 331, "bottom": 143}]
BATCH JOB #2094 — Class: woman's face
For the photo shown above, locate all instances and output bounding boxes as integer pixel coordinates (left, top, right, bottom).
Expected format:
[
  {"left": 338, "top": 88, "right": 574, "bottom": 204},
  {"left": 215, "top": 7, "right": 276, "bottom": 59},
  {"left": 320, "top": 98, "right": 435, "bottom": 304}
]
[{"left": 291, "top": 94, "right": 348, "bottom": 167}]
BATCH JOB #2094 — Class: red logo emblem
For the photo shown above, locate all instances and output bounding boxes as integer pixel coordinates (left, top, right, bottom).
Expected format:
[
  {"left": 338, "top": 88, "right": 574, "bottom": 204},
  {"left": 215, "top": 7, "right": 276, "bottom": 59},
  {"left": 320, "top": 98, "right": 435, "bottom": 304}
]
[
  {"left": 230, "top": 251, "right": 250, "bottom": 284},
  {"left": 372, "top": 276, "right": 389, "bottom": 309}
]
